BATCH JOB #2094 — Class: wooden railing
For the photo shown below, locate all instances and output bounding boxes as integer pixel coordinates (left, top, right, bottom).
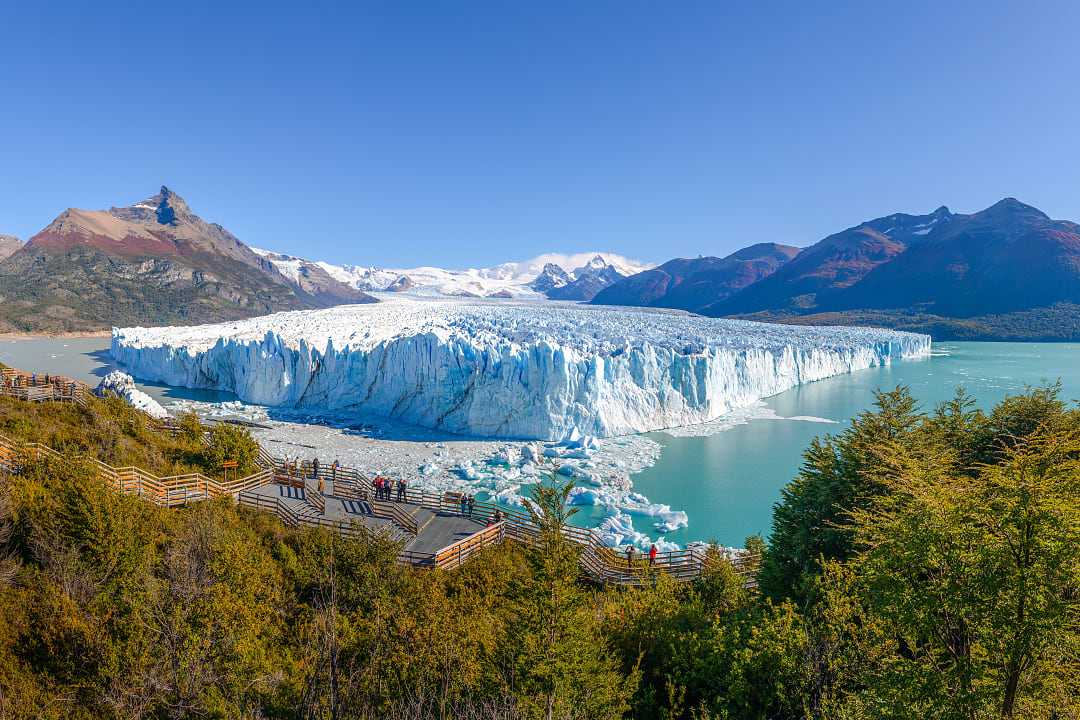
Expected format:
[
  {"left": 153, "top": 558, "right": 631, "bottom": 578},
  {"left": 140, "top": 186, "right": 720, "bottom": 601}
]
[
  {"left": 0, "top": 432, "right": 272, "bottom": 508},
  {"left": 271, "top": 458, "right": 758, "bottom": 585},
  {"left": 0, "top": 368, "right": 87, "bottom": 406},
  {"left": 1, "top": 361, "right": 760, "bottom": 585},
  {"left": 434, "top": 521, "right": 505, "bottom": 569}
]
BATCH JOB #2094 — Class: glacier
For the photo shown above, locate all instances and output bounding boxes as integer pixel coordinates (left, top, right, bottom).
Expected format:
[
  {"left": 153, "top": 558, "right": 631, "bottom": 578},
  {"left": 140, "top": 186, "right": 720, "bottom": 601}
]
[{"left": 110, "top": 298, "right": 931, "bottom": 441}]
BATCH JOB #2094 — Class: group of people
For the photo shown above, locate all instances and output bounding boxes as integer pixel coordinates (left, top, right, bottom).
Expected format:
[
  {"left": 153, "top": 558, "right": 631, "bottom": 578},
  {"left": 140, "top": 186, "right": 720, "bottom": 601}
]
[
  {"left": 624, "top": 543, "right": 660, "bottom": 569},
  {"left": 458, "top": 493, "right": 476, "bottom": 517},
  {"left": 373, "top": 475, "right": 408, "bottom": 502},
  {"left": 3, "top": 372, "right": 76, "bottom": 396}
]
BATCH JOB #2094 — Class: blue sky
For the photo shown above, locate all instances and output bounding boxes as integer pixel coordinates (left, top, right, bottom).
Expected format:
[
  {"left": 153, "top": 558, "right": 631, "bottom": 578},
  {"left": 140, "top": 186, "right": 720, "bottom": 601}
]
[{"left": 2, "top": 1, "right": 1078, "bottom": 268}]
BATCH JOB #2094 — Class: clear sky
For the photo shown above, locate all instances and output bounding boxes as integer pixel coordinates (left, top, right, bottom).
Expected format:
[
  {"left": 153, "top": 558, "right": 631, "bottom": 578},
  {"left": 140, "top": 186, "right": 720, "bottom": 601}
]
[{"left": 2, "top": 1, "right": 1078, "bottom": 268}]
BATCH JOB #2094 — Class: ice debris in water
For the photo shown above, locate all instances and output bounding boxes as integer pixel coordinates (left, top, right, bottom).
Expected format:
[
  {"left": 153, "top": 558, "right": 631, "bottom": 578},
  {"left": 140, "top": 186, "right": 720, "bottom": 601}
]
[{"left": 111, "top": 297, "right": 930, "bottom": 441}]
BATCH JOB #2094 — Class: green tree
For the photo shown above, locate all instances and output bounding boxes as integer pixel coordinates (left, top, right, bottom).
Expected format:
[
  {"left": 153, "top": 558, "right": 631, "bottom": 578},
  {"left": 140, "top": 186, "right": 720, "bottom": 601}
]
[
  {"left": 202, "top": 422, "right": 261, "bottom": 477},
  {"left": 506, "top": 474, "right": 636, "bottom": 720},
  {"left": 843, "top": 407, "right": 1080, "bottom": 718}
]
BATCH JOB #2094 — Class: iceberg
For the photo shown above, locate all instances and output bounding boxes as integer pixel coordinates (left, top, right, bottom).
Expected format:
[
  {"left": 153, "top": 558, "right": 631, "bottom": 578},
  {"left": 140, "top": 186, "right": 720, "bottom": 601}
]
[
  {"left": 111, "top": 297, "right": 930, "bottom": 441},
  {"left": 94, "top": 371, "right": 169, "bottom": 420}
]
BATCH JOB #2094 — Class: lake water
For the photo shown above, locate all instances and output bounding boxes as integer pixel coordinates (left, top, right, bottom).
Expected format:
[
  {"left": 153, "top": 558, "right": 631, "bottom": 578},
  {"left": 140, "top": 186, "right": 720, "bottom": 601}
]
[{"left": 3, "top": 337, "right": 1078, "bottom": 546}]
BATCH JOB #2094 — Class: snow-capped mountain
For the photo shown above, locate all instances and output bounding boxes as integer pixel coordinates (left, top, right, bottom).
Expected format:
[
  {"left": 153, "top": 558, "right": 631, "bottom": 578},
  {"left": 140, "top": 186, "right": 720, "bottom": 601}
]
[{"left": 253, "top": 250, "right": 652, "bottom": 300}]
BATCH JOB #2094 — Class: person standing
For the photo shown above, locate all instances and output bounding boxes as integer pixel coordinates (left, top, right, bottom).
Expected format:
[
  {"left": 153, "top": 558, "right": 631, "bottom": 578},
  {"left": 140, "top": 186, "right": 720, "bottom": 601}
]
[
  {"left": 467, "top": 494, "right": 475, "bottom": 518},
  {"left": 459, "top": 494, "right": 468, "bottom": 516},
  {"left": 397, "top": 478, "right": 407, "bottom": 502},
  {"left": 648, "top": 544, "right": 658, "bottom": 567},
  {"left": 312, "top": 456, "right": 320, "bottom": 481},
  {"left": 626, "top": 545, "right": 635, "bottom": 571}
]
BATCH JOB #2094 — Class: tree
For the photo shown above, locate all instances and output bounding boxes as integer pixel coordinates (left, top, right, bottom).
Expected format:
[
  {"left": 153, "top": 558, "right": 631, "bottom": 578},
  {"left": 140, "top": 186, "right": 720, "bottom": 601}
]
[
  {"left": 760, "top": 387, "right": 922, "bottom": 603},
  {"left": 844, "top": 410, "right": 1080, "bottom": 718},
  {"left": 202, "top": 422, "right": 261, "bottom": 477},
  {"left": 506, "top": 473, "right": 636, "bottom": 720}
]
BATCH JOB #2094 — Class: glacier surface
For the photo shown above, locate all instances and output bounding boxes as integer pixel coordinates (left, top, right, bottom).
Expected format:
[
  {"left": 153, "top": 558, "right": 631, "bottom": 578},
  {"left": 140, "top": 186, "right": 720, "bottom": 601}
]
[{"left": 111, "top": 298, "right": 930, "bottom": 441}]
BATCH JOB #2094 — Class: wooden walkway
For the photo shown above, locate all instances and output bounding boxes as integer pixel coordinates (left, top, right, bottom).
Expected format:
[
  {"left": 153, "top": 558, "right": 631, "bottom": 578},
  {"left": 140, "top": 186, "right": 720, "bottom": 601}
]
[{"left": 0, "top": 362, "right": 759, "bottom": 584}]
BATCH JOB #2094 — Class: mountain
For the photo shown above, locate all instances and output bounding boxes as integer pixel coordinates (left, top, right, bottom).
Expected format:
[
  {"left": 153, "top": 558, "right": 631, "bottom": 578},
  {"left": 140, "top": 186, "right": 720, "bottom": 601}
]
[
  {"left": 250, "top": 248, "right": 380, "bottom": 306},
  {"left": 711, "top": 206, "right": 954, "bottom": 315},
  {"left": 827, "top": 199, "right": 1080, "bottom": 317},
  {"left": 0, "top": 235, "right": 20, "bottom": 262},
  {"left": 709, "top": 199, "right": 1080, "bottom": 340},
  {"left": 591, "top": 243, "right": 800, "bottom": 311},
  {"left": 547, "top": 255, "right": 627, "bottom": 301},
  {"left": 0, "top": 186, "right": 373, "bottom": 333},
  {"left": 297, "top": 251, "right": 651, "bottom": 300},
  {"left": 529, "top": 263, "right": 572, "bottom": 293}
]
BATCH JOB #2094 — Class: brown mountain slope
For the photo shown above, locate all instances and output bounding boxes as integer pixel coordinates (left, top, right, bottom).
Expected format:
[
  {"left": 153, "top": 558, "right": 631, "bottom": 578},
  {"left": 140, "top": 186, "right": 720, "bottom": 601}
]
[
  {"left": 829, "top": 198, "right": 1080, "bottom": 316},
  {"left": 591, "top": 243, "right": 799, "bottom": 312},
  {"left": 711, "top": 207, "right": 953, "bottom": 315},
  {"left": 0, "top": 187, "right": 373, "bottom": 333}
]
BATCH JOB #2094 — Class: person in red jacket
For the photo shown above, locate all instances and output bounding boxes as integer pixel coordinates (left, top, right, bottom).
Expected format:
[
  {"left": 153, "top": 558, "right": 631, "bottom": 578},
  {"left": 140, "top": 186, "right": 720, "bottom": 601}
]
[{"left": 648, "top": 544, "right": 658, "bottom": 567}]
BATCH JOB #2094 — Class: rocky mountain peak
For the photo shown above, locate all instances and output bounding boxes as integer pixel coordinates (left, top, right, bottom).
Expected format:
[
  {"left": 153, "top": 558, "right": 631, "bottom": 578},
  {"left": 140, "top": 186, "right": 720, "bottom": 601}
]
[
  {"left": 529, "top": 262, "right": 572, "bottom": 293},
  {"left": 108, "top": 185, "right": 197, "bottom": 227},
  {"left": 581, "top": 254, "right": 609, "bottom": 272}
]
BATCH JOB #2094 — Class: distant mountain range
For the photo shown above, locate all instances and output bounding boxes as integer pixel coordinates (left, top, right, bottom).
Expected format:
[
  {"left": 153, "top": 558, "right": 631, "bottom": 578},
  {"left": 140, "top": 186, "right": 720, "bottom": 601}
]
[
  {"left": 592, "top": 199, "right": 1080, "bottom": 340},
  {"left": 4, "top": 189, "right": 1077, "bottom": 340},
  {"left": 254, "top": 249, "right": 650, "bottom": 302},
  {"left": 0, "top": 187, "right": 372, "bottom": 332}
]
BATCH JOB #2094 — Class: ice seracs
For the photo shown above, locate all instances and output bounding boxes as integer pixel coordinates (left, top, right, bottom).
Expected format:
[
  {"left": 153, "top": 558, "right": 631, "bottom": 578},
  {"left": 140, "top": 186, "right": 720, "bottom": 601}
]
[
  {"left": 111, "top": 297, "right": 930, "bottom": 440},
  {"left": 94, "top": 371, "right": 169, "bottom": 420}
]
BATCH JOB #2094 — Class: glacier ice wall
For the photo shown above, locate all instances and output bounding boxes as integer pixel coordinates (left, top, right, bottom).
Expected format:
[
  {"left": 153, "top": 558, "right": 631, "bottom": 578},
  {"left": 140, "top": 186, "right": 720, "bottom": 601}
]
[{"left": 111, "top": 299, "right": 931, "bottom": 440}]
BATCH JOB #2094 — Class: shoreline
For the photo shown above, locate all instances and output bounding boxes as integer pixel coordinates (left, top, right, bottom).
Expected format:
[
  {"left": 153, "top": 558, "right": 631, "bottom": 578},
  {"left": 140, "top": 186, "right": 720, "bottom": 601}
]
[{"left": 0, "top": 330, "right": 112, "bottom": 339}]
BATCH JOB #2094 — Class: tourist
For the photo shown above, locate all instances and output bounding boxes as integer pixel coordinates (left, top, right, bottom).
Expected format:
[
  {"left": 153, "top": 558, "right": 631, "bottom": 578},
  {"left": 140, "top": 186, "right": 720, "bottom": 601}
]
[
  {"left": 396, "top": 478, "right": 407, "bottom": 502},
  {"left": 312, "top": 456, "right": 320, "bottom": 480},
  {"left": 318, "top": 475, "right": 325, "bottom": 495},
  {"left": 626, "top": 545, "right": 635, "bottom": 571},
  {"left": 459, "top": 494, "right": 468, "bottom": 516},
  {"left": 649, "top": 544, "right": 658, "bottom": 567},
  {"left": 467, "top": 494, "right": 475, "bottom": 518},
  {"left": 374, "top": 476, "right": 383, "bottom": 500},
  {"left": 332, "top": 460, "right": 339, "bottom": 485}
]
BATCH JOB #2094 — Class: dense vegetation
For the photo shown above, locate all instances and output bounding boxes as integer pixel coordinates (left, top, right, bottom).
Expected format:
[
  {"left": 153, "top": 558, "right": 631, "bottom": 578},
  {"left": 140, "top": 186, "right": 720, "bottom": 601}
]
[
  {"left": 0, "top": 385, "right": 1076, "bottom": 718},
  {"left": 745, "top": 304, "right": 1080, "bottom": 341},
  {"left": 0, "top": 394, "right": 260, "bottom": 478}
]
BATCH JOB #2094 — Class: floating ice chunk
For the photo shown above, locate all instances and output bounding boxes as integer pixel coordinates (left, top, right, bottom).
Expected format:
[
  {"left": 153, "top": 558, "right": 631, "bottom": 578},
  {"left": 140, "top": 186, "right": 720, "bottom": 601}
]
[{"left": 593, "top": 512, "right": 679, "bottom": 552}]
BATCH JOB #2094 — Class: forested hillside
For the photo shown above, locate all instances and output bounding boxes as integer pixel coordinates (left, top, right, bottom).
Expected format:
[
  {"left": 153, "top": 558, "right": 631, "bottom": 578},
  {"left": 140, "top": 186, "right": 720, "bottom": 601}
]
[{"left": 0, "top": 384, "right": 1076, "bottom": 718}]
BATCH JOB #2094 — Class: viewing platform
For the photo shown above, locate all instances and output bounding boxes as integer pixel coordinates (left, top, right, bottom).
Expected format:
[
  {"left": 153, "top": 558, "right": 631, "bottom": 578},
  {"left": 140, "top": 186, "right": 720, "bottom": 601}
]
[{"left": 0, "top": 361, "right": 759, "bottom": 584}]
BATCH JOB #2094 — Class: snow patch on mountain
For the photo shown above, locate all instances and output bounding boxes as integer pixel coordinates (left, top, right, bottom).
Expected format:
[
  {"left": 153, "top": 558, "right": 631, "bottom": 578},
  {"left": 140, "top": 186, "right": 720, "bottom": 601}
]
[
  {"left": 111, "top": 297, "right": 930, "bottom": 441},
  {"left": 252, "top": 250, "right": 652, "bottom": 299}
]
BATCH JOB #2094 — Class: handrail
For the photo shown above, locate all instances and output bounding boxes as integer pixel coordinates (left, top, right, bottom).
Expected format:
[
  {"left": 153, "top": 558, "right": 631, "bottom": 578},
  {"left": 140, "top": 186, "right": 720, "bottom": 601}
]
[{"left": 2, "top": 361, "right": 761, "bottom": 585}]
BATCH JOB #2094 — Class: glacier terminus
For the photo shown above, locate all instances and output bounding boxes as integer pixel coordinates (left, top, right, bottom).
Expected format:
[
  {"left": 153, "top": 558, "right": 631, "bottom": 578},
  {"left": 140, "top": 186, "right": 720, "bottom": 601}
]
[{"left": 110, "top": 298, "right": 931, "bottom": 441}]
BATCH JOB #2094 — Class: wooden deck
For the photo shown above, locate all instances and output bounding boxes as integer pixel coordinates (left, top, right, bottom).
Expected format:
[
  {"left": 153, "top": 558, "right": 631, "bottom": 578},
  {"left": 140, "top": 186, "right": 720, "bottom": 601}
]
[{"left": 0, "top": 361, "right": 760, "bottom": 584}]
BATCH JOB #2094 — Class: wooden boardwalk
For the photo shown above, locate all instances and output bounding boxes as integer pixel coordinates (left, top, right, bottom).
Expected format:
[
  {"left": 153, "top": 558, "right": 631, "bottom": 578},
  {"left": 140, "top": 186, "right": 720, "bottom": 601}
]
[{"left": 0, "top": 362, "right": 759, "bottom": 584}]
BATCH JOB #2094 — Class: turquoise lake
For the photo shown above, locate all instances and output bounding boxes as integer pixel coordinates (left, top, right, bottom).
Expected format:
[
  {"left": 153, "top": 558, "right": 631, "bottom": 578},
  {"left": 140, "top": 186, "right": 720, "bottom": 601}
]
[{"left": 3, "top": 337, "right": 1078, "bottom": 547}]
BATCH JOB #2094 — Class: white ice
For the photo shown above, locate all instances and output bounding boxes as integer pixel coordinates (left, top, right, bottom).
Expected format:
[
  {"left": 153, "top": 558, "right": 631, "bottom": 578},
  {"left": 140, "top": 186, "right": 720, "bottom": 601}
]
[
  {"left": 112, "top": 297, "right": 930, "bottom": 441},
  {"left": 94, "top": 371, "right": 169, "bottom": 420}
]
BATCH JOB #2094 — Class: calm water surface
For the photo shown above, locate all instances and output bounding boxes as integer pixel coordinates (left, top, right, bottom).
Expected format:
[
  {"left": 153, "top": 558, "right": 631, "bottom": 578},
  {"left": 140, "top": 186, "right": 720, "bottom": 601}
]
[{"left": 3, "top": 337, "right": 1078, "bottom": 546}]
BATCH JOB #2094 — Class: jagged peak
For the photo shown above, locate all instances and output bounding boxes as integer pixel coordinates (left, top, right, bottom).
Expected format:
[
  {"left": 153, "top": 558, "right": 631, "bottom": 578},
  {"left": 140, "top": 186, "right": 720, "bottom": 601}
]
[{"left": 119, "top": 185, "right": 194, "bottom": 226}]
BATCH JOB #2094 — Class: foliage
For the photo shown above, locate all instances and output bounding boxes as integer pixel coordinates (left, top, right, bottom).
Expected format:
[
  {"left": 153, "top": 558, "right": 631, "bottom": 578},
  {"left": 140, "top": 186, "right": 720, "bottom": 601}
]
[
  {"left": 0, "top": 394, "right": 262, "bottom": 481},
  {"left": 0, "top": 387, "right": 1076, "bottom": 718}
]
